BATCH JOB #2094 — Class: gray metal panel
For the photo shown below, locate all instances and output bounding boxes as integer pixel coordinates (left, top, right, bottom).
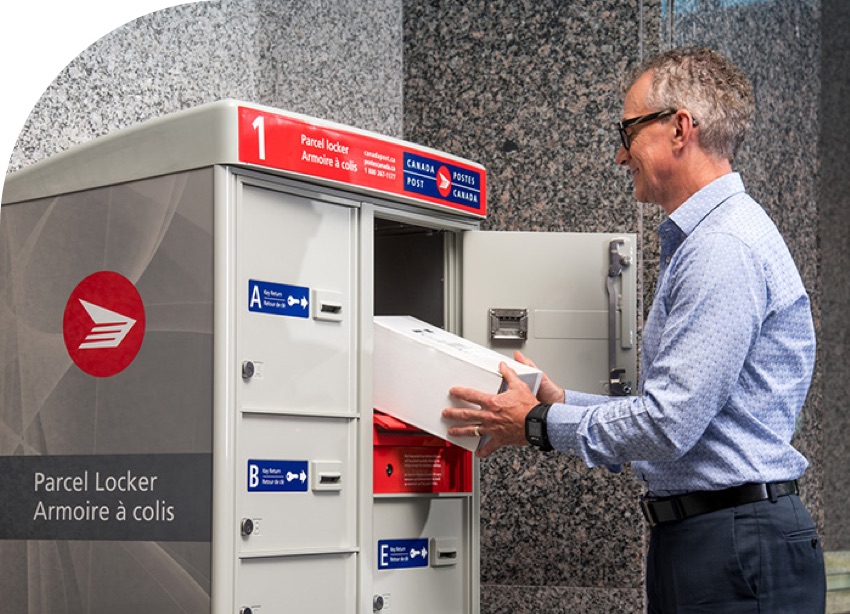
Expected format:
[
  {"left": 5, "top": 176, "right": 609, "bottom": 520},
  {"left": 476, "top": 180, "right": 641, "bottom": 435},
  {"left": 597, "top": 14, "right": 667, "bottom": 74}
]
[
  {"left": 461, "top": 231, "right": 637, "bottom": 397},
  {"left": 0, "top": 168, "right": 215, "bottom": 612},
  {"left": 2, "top": 101, "right": 242, "bottom": 205}
]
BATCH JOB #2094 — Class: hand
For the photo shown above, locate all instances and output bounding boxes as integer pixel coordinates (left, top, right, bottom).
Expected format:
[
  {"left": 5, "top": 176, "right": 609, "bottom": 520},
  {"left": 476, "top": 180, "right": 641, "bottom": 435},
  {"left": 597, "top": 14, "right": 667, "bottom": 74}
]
[
  {"left": 514, "top": 350, "right": 565, "bottom": 405},
  {"left": 443, "top": 362, "right": 540, "bottom": 458}
]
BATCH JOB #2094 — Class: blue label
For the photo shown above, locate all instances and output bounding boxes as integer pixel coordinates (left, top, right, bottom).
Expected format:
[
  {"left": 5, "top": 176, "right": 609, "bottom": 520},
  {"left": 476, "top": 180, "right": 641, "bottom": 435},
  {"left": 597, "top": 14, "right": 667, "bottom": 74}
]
[
  {"left": 377, "top": 538, "right": 429, "bottom": 570},
  {"left": 402, "top": 152, "right": 481, "bottom": 210},
  {"left": 248, "top": 280, "right": 309, "bottom": 318},
  {"left": 247, "top": 460, "right": 309, "bottom": 492}
]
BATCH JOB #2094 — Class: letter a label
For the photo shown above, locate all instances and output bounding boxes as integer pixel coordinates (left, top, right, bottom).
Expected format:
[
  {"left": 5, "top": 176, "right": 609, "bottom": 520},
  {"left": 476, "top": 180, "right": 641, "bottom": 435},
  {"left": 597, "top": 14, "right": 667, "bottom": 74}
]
[{"left": 249, "top": 283, "right": 262, "bottom": 310}]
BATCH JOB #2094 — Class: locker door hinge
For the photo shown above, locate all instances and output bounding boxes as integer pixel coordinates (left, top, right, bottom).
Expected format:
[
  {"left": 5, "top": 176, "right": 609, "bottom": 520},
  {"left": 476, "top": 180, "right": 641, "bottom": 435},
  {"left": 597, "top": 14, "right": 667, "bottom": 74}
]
[{"left": 607, "top": 239, "right": 632, "bottom": 396}]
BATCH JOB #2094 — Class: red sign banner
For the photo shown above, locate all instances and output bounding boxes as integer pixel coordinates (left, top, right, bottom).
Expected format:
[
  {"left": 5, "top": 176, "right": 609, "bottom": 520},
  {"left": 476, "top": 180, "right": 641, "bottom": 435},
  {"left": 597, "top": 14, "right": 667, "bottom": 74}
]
[{"left": 237, "top": 106, "right": 486, "bottom": 217}]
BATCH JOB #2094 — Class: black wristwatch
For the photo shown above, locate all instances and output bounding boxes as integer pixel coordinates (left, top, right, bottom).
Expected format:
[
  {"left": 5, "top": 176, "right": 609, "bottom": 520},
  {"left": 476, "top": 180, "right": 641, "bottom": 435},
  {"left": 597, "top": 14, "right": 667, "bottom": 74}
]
[{"left": 525, "top": 403, "right": 553, "bottom": 452}]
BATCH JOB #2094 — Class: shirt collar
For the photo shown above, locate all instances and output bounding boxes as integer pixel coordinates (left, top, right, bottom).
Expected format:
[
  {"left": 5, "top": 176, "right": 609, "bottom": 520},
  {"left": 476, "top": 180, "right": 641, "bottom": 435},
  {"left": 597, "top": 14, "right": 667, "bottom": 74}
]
[{"left": 668, "top": 172, "right": 746, "bottom": 237}]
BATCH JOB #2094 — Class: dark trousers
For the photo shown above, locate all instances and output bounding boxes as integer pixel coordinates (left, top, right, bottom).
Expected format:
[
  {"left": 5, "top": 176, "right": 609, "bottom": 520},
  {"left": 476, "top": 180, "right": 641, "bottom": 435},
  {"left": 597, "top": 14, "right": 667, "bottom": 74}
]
[{"left": 646, "top": 494, "right": 825, "bottom": 613}]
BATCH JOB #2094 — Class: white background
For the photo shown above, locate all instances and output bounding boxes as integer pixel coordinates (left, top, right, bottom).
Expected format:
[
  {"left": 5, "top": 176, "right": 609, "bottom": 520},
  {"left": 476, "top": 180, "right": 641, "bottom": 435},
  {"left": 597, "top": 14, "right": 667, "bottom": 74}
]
[{"left": 0, "top": 1, "right": 186, "bottom": 198}]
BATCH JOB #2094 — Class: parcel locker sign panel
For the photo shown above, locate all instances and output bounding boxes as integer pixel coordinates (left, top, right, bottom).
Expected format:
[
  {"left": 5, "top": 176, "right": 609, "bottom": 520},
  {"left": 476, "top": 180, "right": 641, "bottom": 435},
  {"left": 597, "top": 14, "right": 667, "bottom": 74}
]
[
  {"left": 248, "top": 279, "right": 309, "bottom": 318},
  {"left": 1, "top": 168, "right": 215, "bottom": 612},
  {"left": 0, "top": 454, "right": 212, "bottom": 541},
  {"left": 247, "top": 459, "right": 309, "bottom": 492},
  {"left": 377, "top": 538, "right": 430, "bottom": 570},
  {"left": 237, "top": 106, "right": 486, "bottom": 217}
]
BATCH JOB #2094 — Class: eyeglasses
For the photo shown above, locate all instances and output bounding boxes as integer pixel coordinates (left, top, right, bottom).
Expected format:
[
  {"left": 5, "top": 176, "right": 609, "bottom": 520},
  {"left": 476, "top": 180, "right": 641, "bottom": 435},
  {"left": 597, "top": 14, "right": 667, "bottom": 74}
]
[{"left": 615, "top": 109, "right": 677, "bottom": 150}]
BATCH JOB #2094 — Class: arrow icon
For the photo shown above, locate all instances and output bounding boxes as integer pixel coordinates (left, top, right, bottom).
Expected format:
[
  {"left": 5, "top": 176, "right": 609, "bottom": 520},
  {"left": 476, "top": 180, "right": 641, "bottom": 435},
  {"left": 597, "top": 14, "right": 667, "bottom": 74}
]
[
  {"left": 410, "top": 547, "right": 428, "bottom": 559},
  {"left": 287, "top": 295, "right": 309, "bottom": 309}
]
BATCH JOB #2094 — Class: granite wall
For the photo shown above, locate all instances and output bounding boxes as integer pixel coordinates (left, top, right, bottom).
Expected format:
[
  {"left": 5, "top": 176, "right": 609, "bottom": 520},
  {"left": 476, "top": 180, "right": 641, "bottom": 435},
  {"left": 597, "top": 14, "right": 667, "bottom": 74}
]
[
  {"left": 4, "top": 0, "right": 846, "bottom": 612},
  {"left": 820, "top": 0, "right": 850, "bottom": 551},
  {"left": 6, "top": 0, "right": 403, "bottom": 174},
  {"left": 403, "top": 0, "right": 835, "bottom": 612}
]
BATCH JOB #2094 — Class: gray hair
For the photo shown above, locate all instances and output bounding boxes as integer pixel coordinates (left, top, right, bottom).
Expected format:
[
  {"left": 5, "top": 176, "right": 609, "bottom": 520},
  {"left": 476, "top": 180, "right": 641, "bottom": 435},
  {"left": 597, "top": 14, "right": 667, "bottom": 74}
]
[{"left": 625, "top": 46, "right": 754, "bottom": 161}]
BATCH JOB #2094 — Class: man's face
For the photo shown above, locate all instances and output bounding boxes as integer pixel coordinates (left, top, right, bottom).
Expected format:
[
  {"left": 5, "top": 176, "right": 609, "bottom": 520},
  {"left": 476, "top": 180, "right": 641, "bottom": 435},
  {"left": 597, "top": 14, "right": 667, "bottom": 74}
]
[{"left": 615, "top": 72, "right": 675, "bottom": 209}]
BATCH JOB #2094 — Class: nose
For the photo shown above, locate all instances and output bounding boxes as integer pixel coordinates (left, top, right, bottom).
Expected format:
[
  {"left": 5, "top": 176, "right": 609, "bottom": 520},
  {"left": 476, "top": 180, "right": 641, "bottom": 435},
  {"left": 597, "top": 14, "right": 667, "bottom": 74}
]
[{"left": 615, "top": 144, "right": 630, "bottom": 166}]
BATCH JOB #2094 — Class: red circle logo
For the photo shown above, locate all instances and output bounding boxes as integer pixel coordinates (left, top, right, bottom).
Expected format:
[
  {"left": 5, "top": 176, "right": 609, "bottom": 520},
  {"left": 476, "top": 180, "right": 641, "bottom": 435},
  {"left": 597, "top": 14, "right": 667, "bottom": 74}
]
[
  {"left": 436, "top": 165, "right": 452, "bottom": 198},
  {"left": 63, "top": 271, "right": 146, "bottom": 378}
]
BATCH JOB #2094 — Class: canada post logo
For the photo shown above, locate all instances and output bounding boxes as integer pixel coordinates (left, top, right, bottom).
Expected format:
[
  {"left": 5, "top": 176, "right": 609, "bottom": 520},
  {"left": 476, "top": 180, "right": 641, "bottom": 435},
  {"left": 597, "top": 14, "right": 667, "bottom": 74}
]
[
  {"left": 403, "top": 152, "right": 481, "bottom": 210},
  {"left": 63, "top": 271, "right": 146, "bottom": 377}
]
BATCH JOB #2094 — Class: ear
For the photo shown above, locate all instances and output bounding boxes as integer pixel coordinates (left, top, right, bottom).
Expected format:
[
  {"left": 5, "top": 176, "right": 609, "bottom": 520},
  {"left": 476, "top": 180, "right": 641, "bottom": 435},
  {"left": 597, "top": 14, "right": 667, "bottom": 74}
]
[{"left": 672, "top": 109, "right": 698, "bottom": 152}]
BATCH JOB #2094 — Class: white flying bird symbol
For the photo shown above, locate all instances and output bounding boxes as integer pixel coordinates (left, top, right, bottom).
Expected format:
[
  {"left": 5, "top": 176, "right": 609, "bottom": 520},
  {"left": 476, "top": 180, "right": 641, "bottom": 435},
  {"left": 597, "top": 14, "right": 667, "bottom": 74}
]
[{"left": 77, "top": 299, "right": 137, "bottom": 349}]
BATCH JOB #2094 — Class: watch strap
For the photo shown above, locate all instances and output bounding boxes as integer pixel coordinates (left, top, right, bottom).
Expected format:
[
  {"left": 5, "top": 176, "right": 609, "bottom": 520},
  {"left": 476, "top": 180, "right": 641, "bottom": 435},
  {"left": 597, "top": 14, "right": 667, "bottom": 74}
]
[{"left": 525, "top": 403, "right": 553, "bottom": 452}]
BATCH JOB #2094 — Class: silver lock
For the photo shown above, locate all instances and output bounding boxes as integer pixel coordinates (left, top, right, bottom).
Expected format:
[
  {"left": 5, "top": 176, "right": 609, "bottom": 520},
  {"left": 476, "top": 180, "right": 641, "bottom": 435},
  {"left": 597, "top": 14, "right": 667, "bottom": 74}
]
[
  {"left": 240, "top": 518, "right": 254, "bottom": 536},
  {"left": 240, "top": 608, "right": 253, "bottom": 614},
  {"left": 373, "top": 594, "right": 384, "bottom": 611},
  {"left": 242, "top": 361, "right": 255, "bottom": 380}
]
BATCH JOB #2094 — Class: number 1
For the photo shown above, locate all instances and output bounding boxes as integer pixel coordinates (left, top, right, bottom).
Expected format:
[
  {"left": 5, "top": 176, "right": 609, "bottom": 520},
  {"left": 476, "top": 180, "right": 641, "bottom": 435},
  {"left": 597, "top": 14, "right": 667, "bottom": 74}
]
[{"left": 252, "top": 115, "right": 266, "bottom": 160}]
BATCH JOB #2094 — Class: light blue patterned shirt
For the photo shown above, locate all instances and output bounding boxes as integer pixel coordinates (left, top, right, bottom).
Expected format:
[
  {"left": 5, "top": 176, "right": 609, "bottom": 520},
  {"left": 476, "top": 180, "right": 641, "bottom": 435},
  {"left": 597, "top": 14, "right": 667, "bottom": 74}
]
[{"left": 547, "top": 173, "right": 815, "bottom": 494}]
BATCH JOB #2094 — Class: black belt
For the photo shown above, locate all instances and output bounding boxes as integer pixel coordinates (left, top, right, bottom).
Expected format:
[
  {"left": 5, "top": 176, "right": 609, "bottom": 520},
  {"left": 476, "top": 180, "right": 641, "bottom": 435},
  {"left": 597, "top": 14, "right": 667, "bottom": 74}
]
[{"left": 640, "top": 480, "right": 798, "bottom": 527}]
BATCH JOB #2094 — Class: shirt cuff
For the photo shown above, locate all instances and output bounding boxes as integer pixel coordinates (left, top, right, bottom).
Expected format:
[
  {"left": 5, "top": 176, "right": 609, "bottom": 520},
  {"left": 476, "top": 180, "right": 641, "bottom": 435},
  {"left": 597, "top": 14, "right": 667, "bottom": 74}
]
[
  {"left": 547, "top": 401, "right": 623, "bottom": 474},
  {"left": 546, "top": 403, "right": 584, "bottom": 456}
]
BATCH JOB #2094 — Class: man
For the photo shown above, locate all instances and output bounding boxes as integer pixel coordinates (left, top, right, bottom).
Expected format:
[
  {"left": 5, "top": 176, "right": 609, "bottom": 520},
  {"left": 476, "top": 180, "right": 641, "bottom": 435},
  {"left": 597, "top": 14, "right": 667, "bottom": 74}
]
[{"left": 442, "top": 46, "right": 826, "bottom": 612}]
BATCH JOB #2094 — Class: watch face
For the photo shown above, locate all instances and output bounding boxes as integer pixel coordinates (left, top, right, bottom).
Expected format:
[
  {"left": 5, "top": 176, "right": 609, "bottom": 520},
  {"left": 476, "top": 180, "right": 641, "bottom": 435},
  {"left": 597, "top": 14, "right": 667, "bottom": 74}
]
[{"left": 528, "top": 422, "right": 543, "bottom": 438}]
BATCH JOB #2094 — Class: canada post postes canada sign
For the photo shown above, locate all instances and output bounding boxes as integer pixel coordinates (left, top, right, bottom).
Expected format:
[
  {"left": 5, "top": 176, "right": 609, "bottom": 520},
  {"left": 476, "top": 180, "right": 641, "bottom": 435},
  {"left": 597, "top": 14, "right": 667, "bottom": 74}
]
[
  {"left": 402, "top": 152, "right": 482, "bottom": 211},
  {"left": 237, "top": 106, "right": 486, "bottom": 217}
]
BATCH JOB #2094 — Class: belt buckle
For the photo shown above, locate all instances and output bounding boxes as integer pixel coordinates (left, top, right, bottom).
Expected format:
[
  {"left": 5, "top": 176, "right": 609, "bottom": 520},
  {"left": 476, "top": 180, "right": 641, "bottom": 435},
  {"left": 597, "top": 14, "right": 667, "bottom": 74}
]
[{"left": 640, "top": 498, "right": 658, "bottom": 527}]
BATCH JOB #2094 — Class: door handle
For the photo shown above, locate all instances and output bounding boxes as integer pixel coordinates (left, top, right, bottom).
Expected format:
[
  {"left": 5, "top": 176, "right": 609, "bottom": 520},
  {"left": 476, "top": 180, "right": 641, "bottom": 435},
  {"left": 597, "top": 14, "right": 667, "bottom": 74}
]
[{"left": 607, "top": 238, "right": 633, "bottom": 396}]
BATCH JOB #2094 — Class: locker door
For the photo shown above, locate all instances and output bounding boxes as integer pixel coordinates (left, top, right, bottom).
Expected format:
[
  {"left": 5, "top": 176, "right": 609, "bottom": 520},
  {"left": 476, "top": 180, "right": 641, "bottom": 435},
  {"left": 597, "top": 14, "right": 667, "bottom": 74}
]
[
  {"left": 461, "top": 231, "right": 637, "bottom": 397},
  {"left": 234, "top": 181, "right": 359, "bottom": 612},
  {"left": 237, "top": 183, "right": 357, "bottom": 416}
]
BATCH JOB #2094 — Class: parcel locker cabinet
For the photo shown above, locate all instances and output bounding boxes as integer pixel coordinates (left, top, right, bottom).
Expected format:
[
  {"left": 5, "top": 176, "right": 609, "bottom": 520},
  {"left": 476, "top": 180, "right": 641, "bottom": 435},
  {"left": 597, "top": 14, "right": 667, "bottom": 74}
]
[
  {"left": 0, "top": 100, "right": 489, "bottom": 614},
  {"left": 0, "top": 101, "right": 636, "bottom": 614}
]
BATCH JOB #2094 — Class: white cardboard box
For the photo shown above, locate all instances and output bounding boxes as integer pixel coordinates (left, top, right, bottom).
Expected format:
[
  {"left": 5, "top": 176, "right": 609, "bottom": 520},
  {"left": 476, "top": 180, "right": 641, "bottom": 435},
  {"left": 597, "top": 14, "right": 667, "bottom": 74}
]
[{"left": 373, "top": 316, "right": 542, "bottom": 451}]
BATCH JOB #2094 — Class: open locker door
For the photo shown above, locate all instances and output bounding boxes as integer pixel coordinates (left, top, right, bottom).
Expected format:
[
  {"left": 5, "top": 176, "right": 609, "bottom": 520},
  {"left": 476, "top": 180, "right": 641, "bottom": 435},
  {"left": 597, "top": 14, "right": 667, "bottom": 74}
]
[{"left": 461, "top": 231, "right": 637, "bottom": 398}]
